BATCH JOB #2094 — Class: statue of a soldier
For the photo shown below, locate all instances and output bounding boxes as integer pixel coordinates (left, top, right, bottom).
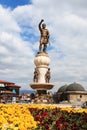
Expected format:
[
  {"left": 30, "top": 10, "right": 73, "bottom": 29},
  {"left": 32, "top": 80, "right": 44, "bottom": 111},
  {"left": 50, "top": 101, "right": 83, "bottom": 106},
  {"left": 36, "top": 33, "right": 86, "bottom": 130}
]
[
  {"left": 33, "top": 68, "right": 39, "bottom": 82},
  {"left": 45, "top": 68, "right": 51, "bottom": 83},
  {"left": 38, "top": 19, "right": 50, "bottom": 53}
]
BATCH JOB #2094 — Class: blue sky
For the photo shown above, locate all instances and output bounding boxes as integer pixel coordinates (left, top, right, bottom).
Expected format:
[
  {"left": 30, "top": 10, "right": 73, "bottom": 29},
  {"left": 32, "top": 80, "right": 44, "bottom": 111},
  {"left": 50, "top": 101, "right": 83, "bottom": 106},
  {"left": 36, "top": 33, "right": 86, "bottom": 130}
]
[
  {"left": 0, "top": 0, "right": 87, "bottom": 92},
  {"left": 0, "top": 0, "right": 32, "bottom": 9}
]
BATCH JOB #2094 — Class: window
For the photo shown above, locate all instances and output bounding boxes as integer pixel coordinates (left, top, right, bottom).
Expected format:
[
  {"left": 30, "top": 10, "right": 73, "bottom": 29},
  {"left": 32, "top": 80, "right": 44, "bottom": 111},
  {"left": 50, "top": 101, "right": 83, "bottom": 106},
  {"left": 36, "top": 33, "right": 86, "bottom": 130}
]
[
  {"left": 0, "top": 83, "right": 5, "bottom": 87},
  {"left": 80, "top": 95, "right": 82, "bottom": 98}
]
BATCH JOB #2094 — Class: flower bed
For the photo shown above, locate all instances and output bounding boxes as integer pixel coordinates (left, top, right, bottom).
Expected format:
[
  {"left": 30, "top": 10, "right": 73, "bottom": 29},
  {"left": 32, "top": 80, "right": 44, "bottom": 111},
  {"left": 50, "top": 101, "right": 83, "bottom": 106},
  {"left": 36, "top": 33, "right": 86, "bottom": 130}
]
[
  {"left": 0, "top": 104, "right": 87, "bottom": 130},
  {"left": 29, "top": 106, "right": 87, "bottom": 130},
  {"left": 0, "top": 104, "right": 37, "bottom": 130}
]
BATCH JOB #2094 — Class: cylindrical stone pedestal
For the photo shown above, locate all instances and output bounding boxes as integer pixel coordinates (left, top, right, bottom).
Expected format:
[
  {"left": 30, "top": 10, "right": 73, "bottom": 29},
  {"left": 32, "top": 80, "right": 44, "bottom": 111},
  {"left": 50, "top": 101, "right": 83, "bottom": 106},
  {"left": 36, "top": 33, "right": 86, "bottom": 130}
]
[
  {"left": 30, "top": 52, "right": 54, "bottom": 94},
  {"left": 34, "top": 52, "right": 50, "bottom": 83},
  {"left": 30, "top": 52, "right": 54, "bottom": 103}
]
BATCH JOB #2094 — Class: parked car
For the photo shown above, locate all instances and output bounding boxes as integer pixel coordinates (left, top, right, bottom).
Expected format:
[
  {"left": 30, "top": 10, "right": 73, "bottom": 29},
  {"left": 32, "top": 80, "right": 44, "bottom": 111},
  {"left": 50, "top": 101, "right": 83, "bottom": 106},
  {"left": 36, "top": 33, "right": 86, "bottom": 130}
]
[{"left": 81, "top": 101, "right": 87, "bottom": 108}]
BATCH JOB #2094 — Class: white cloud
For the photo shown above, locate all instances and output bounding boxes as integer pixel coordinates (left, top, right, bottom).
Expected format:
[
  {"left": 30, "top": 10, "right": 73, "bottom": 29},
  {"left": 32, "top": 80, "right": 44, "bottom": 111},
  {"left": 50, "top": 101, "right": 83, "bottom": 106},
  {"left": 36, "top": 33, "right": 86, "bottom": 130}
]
[
  {"left": 0, "top": 4, "right": 35, "bottom": 90},
  {"left": 0, "top": 5, "right": 20, "bottom": 32},
  {"left": 0, "top": 0, "right": 87, "bottom": 92}
]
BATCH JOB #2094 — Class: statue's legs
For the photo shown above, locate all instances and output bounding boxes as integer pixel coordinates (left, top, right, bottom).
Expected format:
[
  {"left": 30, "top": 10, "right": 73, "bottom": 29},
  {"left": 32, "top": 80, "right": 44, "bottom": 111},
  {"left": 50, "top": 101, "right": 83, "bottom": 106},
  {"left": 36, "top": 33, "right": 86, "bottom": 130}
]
[
  {"left": 39, "top": 43, "right": 42, "bottom": 52},
  {"left": 43, "top": 44, "right": 47, "bottom": 52}
]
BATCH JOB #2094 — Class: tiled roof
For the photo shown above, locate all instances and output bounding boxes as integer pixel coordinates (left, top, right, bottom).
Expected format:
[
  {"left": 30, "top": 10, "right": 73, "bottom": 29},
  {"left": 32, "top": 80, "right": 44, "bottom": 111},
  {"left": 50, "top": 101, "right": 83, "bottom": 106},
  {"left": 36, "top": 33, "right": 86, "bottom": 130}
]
[
  {"left": 0, "top": 80, "right": 14, "bottom": 84},
  {"left": 0, "top": 80, "right": 21, "bottom": 88}
]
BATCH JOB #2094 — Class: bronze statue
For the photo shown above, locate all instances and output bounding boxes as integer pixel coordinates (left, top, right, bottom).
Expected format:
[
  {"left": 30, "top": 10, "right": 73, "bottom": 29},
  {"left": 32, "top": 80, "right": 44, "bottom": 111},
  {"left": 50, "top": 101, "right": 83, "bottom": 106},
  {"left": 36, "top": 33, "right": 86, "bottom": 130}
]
[
  {"left": 45, "top": 68, "right": 51, "bottom": 83},
  {"left": 38, "top": 19, "right": 50, "bottom": 52},
  {"left": 33, "top": 68, "right": 39, "bottom": 82}
]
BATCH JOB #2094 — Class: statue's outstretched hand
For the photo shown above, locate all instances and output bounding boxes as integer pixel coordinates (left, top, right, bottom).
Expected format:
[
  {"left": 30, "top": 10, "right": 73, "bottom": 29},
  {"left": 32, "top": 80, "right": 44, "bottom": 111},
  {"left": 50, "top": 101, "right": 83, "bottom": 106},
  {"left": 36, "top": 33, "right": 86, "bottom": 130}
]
[{"left": 41, "top": 19, "right": 44, "bottom": 23}]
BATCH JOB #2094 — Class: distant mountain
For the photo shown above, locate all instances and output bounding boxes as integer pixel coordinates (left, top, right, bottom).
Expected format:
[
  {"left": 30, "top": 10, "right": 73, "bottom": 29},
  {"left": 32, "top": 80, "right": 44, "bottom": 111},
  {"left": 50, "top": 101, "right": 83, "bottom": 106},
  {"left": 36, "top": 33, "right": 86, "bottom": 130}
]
[{"left": 20, "top": 89, "right": 35, "bottom": 94}]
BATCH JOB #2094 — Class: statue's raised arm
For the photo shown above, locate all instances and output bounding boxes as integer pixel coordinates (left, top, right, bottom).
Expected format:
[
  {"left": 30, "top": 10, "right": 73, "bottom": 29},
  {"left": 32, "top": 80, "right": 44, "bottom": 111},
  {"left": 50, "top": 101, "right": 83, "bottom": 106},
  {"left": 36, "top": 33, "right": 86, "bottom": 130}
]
[
  {"left": 39, "top": 19, "right": 44, "bottom": 31},
  {"left": 38, "top": 19, "right": 50, "bottom": 53}
]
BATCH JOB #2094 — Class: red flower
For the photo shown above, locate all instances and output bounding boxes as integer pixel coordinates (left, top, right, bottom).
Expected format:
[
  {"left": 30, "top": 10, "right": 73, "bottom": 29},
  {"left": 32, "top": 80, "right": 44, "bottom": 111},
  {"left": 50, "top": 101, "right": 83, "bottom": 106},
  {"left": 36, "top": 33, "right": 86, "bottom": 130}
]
[
  {"left": 45, "top": 124, "right": 50, "bottom": 130},
  {"left": 35, "top": 115, "right": 40, "bottom": 121},
  {"left": 42, "top": 112, "right": 48, "bottom": 118}
]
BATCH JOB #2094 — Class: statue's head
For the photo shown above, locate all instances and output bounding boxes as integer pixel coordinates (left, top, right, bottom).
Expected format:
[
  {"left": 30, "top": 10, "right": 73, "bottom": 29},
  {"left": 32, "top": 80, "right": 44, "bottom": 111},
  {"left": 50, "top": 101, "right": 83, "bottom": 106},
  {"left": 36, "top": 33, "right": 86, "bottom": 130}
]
[
  {"left": 42, "top": 23, "right": 46, "bottom": 28},
  {"left": 48, "top": 68, "right": 50, "bottom": 71}
]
